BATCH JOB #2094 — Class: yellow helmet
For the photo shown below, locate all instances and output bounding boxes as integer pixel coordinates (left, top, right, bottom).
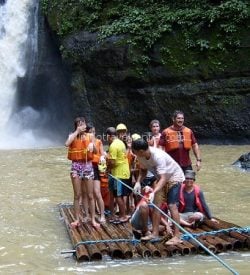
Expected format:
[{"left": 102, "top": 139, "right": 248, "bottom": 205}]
[
  {"left": 116, "top": 123, "right": 127, "bottom": 131},
  {"left": 131, "top": 133, "right": 141, "bottom": 141}
]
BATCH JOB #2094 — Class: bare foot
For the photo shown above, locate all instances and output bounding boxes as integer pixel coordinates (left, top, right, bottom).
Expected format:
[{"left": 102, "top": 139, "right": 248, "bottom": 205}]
[
  {"left": 71, "top": 220, "right": 80, "bottom": 229},
  {"left": 99, "top": 217, "right": 106, "bottom": 224},
  {"left": 165, "top": 236, "right": 183, "bottom": 246},
  {"left": 141, "top": 233, "right": 158, "bottom": 241},
  {"left": 92, "top": 221, "right": 100, "bottom": 228}
]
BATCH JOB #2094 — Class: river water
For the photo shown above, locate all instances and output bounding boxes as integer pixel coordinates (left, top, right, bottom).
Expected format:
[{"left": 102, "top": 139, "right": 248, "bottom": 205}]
[{"left": 0, "top": 145, "right": 249, "bottom": 274}]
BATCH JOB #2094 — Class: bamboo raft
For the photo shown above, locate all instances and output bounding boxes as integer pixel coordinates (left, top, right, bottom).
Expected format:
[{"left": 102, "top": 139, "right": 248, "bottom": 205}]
[{"left": 59, "top": 203, "right": 250, "bottom": 261}]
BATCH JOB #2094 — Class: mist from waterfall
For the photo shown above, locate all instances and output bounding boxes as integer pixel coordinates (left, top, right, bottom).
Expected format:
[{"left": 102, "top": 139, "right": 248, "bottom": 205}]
[{"left": 0, "top": 0, "right": 69, "bottom": 149}]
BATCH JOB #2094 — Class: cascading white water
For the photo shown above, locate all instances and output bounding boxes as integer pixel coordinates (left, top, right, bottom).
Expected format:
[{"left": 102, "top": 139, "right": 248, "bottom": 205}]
[
  {"left": 0, "top": 0, "right": 32, "bottom": 126},
  {"left": 0, "top": 0, "right": 59, "bottom": 149}
]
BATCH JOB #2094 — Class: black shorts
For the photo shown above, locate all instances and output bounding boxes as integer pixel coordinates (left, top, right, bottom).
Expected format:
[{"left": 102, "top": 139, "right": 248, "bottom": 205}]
[{"left": 92, "top": 164, "right": 100, "bottom": 181}]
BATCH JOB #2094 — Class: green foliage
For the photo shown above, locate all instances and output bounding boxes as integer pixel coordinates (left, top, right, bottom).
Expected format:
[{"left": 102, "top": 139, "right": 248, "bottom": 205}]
[{"left": 42, "top": 0, "right": 250, "bottom": 74}]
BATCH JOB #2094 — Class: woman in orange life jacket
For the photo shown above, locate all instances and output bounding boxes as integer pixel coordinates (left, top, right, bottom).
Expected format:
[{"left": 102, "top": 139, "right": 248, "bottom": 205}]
[
  {"left": 147, "top": 119, "right": 161, "bottom": 148},
  {"left": 178, "top": 170, "right": 218, "bottom": 227},
  {"left": 65, "top": 117, "right": 100, "bottom": 228},
  {"left": 87, "top": 124, "right": 106, "bottom": 223}
]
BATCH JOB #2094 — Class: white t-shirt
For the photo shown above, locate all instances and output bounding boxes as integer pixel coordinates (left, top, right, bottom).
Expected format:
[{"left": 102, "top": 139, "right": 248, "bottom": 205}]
[{"left": 137, "top": 147, "right": 185, "bottom": 183}]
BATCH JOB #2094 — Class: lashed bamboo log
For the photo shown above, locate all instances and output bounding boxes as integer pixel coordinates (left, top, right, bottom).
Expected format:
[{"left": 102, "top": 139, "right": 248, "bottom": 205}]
[
  {"left": 60, "top": 207, "right": 90, "bottom": 261},
  {"left": 163, "top": 244, "right": 181, "bottom": 255},
  {"left": 143, "top": 241, "right": 161, "bottom": 257},
  {"left": 107, "top": 223, "right": 133, "bottom": 259},
  {"left": 185, "top": 227, "right": 217, "bottom": 254},
  {"left": 200, "top": 225, "right": 233, "bottom": 251},
  {"left": 82, "top": 222, "right": 109, "bottom": 254},
  {"left": 215, "top": 218, "right": 250, "bottom": 247},
  {"left": 189, "top": 227, "right": 224, "bottom": 252},
  {"left": 181, "top": 240, "right": 197, "bottom": 254},
  {"left": 135, "top": 243, "right": 152, "bottom": 258},
  {"left": 154, "top": 243, "right": 172, "bottom": 257},
  {"left": 204, "top": 219, "right": 249, "bottom": 247},
  {"left": 101, "top": 222, "right": 129, "bottom": 259},
  {"left": 113, "top": 223, "right": 136, "bottom": 257},
  {"left": 200, "top": 223, "right": 243, "bottom": 249},
  {"left": 67, "top": 208, "right": 102, "bottom": 261},
  {"left": 90, "top": 223, "right": 124, "bottom": 259},
  {"left": 174, "top": 242, "right": 191, "bottom": 255}
]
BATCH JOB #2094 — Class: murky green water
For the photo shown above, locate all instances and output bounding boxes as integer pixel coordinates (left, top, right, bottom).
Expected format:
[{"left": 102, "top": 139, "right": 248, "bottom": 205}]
[{"left": 0, "top": 145, "right": 249, "bottom": 274}]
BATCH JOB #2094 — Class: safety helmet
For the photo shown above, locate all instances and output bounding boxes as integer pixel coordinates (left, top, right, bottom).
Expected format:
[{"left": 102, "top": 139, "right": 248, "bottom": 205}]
[
  {"left": 116, "top": 123, "right": 127, "bottom": 131},
  {"left": 131, "top": 133, "right": 141, "bottom": 141}
]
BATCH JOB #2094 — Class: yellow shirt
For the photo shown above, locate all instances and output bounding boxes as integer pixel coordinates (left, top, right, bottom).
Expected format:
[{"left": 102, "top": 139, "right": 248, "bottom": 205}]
[{"left": 108, "top": 138, "right": 130, "bottom": 179}]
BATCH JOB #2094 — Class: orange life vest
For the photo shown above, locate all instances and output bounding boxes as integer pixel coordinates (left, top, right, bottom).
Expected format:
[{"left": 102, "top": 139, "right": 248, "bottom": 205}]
[
  {"left": 178, "top": 183, "right": 205, "bottom": 213},
  {"left": 92, "top": 139, "right": 102, "bottom": 164},
  {"left": 67, "top": 133, "right": 93, "bottom": 161},
  {"left": 163, "top": 126, "right": 192, "bottom": 152}
]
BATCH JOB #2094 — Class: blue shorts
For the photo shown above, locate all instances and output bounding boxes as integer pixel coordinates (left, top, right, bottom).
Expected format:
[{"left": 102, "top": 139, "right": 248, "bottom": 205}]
[
  {"left": 108, "top": 176, "right": 131, "bottom": 197},
  {"left": 167, "top": 182, "right": 181, "bottom": 205}
]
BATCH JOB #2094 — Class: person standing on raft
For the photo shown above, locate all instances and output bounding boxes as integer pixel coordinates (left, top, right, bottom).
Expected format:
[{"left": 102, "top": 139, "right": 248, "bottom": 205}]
[
  {"left": 65, "top": 117, "right": 100, "bottom": 228},
  {"left": 132, "top": 138, "right": 184, "bottom": 245}
]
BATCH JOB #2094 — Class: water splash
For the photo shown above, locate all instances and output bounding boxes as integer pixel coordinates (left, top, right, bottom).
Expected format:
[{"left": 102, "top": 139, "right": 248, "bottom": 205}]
[{"left": 0, "top": 0, "right": 64, "bottom": 149}]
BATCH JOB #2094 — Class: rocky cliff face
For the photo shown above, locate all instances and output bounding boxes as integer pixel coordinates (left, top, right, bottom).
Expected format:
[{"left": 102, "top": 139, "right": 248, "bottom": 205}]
[
  {"left": 59, "top": 30, "right": 250, "bottom": 142},
  {"left": 40, "top": 0, "right": 250, "bottom": 142}
]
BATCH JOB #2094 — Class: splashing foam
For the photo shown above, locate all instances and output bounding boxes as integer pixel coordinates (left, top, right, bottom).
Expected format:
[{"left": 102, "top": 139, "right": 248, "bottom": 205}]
[{"left": 0, "top": 1, "right": 61, "bottom": 149}]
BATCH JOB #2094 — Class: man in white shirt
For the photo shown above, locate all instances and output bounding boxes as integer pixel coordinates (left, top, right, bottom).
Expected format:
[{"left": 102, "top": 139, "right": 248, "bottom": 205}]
[{"left": 132, "top": 138, "right": 184, "bottom": 245}]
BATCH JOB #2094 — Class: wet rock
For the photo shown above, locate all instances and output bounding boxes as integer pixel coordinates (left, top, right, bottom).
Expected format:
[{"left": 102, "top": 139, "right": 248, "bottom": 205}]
[{"left": 232, "top": 152, "right": 250, "bottom": 171}]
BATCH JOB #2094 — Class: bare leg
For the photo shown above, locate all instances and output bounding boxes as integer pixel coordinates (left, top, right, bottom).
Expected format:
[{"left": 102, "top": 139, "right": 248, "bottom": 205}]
[
  {"left": 84, "top": 178, "right": 100, "bottom": 227},
  {"left": 116, "top": 196, "right": 127, "bottom": 221},
  {"left": 93, "top": 179, "right": 105, "bottom": 222},
  {"left": 165, "top": 204, "right": 183, "bottom": 245},
  {"left": 70, "top": 174, "right": 82, "bottom": 227},
  {"left": 81, "top": 182, "right": 90, "bottom": 222}
]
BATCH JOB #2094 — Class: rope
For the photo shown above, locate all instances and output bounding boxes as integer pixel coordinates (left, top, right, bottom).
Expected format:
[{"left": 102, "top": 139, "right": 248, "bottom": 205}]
[
  {"left": 74, "top": 237, "right": 162, "bottom": 249},
  {"left": 181, "top": 226, "right": 250, "bottom": 241},
  {"left": 108, "top": 174, "right": 240, "bottom": 275},
  {"left": 72, "top": 227, "right": 250, "bottom": 247}
]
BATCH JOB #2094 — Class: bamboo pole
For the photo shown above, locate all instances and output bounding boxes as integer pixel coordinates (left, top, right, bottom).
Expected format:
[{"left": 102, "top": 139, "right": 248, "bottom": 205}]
[
  {"left": 106, "top": 223, "right": 133, "bottom": 259},
  {"left": 154, "top": 243, "right": 173, "bottom": 257},
  {"left": 167, "top": 245, "right": 182, "bottom": 255},
  {"left": 82, "top": 222, "right": 109, "bottom": 254},
  {"left": 66, "top": 208, "right": 102, "bottom": 260},
  {"left": 143, "top": 241, "right": 161, "bottom": 257},
  {"left": 204, "top": 219, "right": 249, "bottom": 247},
  {"left": 60, "top": 207, "right": 90, "bottom": 261},
  {"left": 200, "top": 225, "right": 233, "bottom": 251},
  {"left": 185, "top": 227, "right": 217, "bottom": 254},
  {"left": 181, "top": 240, "right": 197, "bottom": 254},
  {"left": 135, "top": 243, "right": 152, "bottom": 258},
  {"left": 174, "top": 242, "right": 191, "bottom": 255},
  {"left": 100, "top": 222, "right": 126, "bottom": 259},
  {"left": 90, "top": 222, "right": 124, "bottom": 259},
  {"left": 201, "top": 223, "right": 243, "bottom": 250}
]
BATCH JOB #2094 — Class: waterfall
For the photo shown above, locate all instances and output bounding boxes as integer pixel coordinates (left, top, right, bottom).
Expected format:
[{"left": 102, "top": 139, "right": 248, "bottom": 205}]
[{"left": 0, "top": 0, "right": 72, "bottom": 149}]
